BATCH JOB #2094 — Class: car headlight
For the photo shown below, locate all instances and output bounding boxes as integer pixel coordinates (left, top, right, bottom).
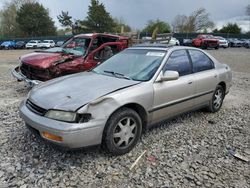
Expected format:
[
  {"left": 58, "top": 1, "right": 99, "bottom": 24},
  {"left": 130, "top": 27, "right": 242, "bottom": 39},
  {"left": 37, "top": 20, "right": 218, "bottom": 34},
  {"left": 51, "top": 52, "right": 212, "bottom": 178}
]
[{"left": 45, "top": 110, "right": 76, "bottom": 122}]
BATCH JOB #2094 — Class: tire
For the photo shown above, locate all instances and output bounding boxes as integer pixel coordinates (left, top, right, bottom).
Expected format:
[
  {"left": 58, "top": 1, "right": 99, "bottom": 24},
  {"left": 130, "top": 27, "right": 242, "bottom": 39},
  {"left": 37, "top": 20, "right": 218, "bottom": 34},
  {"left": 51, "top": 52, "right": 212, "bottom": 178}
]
[
  {"left": 207, "top": 85, "right": 225, "bottom": 113},
  {"left": 201, "top": 43, "right": 207, "bottom": 49},
  {"left": 102, "top": 107, "right": 142, "bottom": 155},
  {"left": 215, "top": 45, "right": 219, "bottom": 50}
]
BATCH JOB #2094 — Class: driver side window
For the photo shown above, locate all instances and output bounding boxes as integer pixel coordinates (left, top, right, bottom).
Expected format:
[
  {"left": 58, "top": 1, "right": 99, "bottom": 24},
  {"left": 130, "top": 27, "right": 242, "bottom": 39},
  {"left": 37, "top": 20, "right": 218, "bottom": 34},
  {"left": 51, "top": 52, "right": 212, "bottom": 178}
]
[
  {"left": 94, "top": 45, "right": 113, "bottom": 62},
  {"left": 163, "top": 50, "right": 192, "bottom": 76}
]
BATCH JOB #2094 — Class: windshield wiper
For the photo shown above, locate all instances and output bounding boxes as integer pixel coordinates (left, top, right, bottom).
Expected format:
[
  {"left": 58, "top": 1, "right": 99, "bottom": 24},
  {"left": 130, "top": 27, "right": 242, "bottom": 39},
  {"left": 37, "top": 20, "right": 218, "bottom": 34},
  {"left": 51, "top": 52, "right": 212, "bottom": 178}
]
[{"left": 103, "top": 70, "right": 132, "bottom": 80}]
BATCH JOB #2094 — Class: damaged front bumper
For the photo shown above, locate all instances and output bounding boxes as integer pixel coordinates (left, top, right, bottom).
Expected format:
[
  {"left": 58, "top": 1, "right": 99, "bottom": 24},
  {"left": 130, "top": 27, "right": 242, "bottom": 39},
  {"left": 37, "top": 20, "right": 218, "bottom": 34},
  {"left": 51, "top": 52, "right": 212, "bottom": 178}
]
[
  {"left": 11, "top": 66, "right": 43, "bottom": 87},
  {"left": 19, "top": 100, "right": 104, "bottom": 148}
]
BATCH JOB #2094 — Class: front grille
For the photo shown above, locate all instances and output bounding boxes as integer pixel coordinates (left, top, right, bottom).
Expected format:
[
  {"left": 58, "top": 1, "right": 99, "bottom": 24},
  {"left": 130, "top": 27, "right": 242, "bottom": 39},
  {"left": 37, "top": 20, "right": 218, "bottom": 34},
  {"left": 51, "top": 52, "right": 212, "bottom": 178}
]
[
  {"left": 20, "top": 62, "right": 49, "bottom": 80},
  {"left": 26, "top": 100, "right": 47, "bottom": 116}
]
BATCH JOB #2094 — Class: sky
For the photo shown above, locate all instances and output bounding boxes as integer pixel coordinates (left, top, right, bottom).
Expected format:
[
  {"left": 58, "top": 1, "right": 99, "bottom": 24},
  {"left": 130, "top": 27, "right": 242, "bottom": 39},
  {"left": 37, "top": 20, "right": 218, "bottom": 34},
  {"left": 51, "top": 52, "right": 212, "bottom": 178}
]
[{"left": 1, "top": 0, "right": 250, "bottom": 32}]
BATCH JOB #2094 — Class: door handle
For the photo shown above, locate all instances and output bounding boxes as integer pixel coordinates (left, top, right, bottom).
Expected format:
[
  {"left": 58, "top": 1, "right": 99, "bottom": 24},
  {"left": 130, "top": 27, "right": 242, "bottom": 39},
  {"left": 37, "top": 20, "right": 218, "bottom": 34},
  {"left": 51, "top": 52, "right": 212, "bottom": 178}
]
[{"left": 188, "top": 81, "right": 193, "bottom": 84}]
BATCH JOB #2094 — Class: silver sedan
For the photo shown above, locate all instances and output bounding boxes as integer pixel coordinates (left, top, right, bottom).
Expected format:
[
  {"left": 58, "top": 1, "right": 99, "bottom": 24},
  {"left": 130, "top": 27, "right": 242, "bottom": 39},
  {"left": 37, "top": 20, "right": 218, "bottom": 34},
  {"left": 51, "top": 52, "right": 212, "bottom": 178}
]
[{"left": 19, "top": 45, "right": 232, "bottom": 155}]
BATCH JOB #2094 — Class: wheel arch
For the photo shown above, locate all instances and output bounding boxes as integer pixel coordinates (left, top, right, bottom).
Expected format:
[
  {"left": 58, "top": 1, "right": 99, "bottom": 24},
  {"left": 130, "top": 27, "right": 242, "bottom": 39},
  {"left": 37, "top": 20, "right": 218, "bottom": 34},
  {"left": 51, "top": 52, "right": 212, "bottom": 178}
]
[
  {"left": 106, "top": 103, "right": 148, "bottom": 132},
  {"left": 218, "top": 81, "right": 226, "bottom": 95}
]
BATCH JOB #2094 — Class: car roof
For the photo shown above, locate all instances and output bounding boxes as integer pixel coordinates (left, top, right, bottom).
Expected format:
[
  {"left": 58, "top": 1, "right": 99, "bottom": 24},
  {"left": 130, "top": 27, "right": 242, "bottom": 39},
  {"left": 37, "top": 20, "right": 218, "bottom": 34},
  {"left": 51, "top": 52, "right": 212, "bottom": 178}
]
[{"left": 129, "top": 44, "right": 199, "bottom": 51}]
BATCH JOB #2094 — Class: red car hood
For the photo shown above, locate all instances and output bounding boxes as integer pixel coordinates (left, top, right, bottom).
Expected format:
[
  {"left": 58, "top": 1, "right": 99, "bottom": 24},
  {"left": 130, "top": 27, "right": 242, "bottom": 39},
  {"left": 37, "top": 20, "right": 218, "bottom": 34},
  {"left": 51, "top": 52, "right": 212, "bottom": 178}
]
[{"left": 20, "top": 52, "right": 67, "bottom": 69}]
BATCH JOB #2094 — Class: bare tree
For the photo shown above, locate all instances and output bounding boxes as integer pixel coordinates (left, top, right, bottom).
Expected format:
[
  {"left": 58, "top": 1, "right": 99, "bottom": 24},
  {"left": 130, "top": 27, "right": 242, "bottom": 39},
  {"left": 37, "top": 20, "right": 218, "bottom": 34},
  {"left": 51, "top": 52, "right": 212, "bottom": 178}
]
[
  {"left": 172, "top": 7, "right": 214, "bottom": 33},
  {"left": 246, "top": 4, "right": 250, "bottom": 15},
  {"left": 190, "top": 7, "right": 214, "bottom": 32},
  {"left": 172, "top": 15, "right": 188, "bottom": 32}
]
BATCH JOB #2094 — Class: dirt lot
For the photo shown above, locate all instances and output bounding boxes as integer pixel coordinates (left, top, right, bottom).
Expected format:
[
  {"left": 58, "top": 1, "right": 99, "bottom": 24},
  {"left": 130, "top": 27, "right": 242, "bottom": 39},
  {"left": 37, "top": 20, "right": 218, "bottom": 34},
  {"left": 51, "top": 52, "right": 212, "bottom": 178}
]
[{"left": 0, "top": 48, "right": 249, "bottom": 187}]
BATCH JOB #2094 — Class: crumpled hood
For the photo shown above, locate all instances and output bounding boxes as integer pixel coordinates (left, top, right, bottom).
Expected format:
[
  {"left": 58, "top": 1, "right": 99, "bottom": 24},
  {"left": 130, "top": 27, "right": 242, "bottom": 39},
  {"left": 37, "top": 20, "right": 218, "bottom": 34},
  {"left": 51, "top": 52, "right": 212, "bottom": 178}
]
[
  {"left": 29, "top": 72, "right": 140, "bottom": 111},
  {"left": 21, "top": 52, "right": 69, "bottom": 69}
]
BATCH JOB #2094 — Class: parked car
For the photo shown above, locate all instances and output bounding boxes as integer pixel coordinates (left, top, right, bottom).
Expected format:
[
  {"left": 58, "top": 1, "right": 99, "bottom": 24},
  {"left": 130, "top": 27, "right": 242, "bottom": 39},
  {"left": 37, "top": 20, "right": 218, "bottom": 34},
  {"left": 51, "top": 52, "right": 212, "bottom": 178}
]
[
  {"left": 243, "top": 39, "right": 250, "bottom": 48},
  {"left": 55, "top": 41, "right": 65, "bottom": 47},
  {"left": 227, "top": 38, "right": 243, "bottom": 47},
  {"left": 25, "top": 40, "right": 41, "bottom": 49},
  {"left": 168, "top": 37, "right": 180, "bottom": 45},
  {"left": 12, "top": 33, "right": 129, "bottom": 87},
  {"left": 214, "top": 36, "right": 229, "bottom": 48},
  {"left": 37, "top": 40, "right": 55, "bottom": 48},
  {"left": 19, "top": 45, "right": 232, "bottom": 155},
  {"left": 14, "top": 41, "right": 26, "bottom": 49},
  {"left": 192, "top": 34, "right": 219, "bottom": 49},
  {"left": 0, "top": 41, "right": 16, "bottom": 49},
  {"left": 182, "top": 38, "right": 192, "bottom": 46}
]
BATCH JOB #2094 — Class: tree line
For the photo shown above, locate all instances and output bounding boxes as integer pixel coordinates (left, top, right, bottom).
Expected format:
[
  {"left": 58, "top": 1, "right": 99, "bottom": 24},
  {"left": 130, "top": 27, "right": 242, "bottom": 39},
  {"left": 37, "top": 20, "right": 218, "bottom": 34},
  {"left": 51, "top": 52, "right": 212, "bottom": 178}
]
[{"left": 0, "top": 0, "right": 249, "bottom": 39}]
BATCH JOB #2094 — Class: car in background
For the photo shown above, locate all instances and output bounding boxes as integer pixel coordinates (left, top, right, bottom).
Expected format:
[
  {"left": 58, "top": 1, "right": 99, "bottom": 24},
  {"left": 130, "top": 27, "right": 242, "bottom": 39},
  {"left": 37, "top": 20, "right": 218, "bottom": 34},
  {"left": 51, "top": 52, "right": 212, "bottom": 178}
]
[
  {"left": 214, "top": 36, "right": 229, "bottom": 48},
  {"left": 14, "top": 41, "right": 26, "bottom": 49},
  {"left": 182, "top": 38, "right": 192, "bottom": 46},
  {"left": 25, "top": 40, "right": 41, "bottom": 49},
  {"left": 0, "top": 41, "right": 16, "bottom": 49},
  {"left": 192, "top": 34, "right": 219, "bottom": 49},
  {"left": 227, "top": 38, "right": 243, "bottom": 47},
  {"left": 19, "top": 45, "right": 232, "bottom": 155},
  {"left": 55, "top": 41, "right": 65, "bottom": 47},
  {"left": 244, "top": 39, "right": 250, "bottom": 48},
  {"left": 168, "top": 37, "right": 180, "bottom": 45},
  {"left": 12, "top": 33, "right": 129, "bottom": 86},
  {"left": 37, "top": 40, "right": 55, "bottom": 48}
]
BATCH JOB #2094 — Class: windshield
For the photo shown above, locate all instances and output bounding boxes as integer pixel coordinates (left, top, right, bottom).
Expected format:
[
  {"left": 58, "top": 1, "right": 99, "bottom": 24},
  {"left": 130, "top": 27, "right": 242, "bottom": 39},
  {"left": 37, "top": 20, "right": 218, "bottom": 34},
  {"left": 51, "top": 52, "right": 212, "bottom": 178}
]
[
  {"left": 59, "top": 37, "right": 91, "bottom": 56},
  {"left": 42, "top": 47, "right": 83, "bottom": 56},
  {"left": 93, "top": 49, "right": 165, "bottom": 81}
]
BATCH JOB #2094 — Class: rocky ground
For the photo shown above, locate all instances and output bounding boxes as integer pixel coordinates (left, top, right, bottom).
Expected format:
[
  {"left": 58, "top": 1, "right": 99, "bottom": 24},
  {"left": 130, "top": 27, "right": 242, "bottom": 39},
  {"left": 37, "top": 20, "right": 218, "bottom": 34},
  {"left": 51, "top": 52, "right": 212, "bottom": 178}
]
[{"left": 0, "top": 48, "right": 249, "bottom": 187}]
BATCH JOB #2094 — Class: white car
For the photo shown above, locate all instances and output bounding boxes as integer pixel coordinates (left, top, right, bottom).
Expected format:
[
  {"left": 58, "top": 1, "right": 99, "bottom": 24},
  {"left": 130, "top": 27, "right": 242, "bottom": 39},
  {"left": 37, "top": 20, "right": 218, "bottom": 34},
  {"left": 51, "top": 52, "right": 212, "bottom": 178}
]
[
  {"left": 160, "top": 37, "right": 180, "bottom": 45},
  {"left": 25, "top": 40, "right": 40, "bottom": 49},
  {"left": 214, "top": 36, "right": 229, "bottom": 48},
  {"left": 37, "top": 40, "right": 55, "bottom": 48},
  {"left": 168, "top": 37, "right": 180, "bottom": 45}
]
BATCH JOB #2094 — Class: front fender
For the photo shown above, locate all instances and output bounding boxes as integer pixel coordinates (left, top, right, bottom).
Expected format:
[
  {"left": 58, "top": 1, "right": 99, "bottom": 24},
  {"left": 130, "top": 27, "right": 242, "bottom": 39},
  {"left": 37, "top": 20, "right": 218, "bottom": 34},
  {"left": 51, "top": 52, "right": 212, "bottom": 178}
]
[{"left": 77, "top": 97, "right": 121, "bottom": 122}]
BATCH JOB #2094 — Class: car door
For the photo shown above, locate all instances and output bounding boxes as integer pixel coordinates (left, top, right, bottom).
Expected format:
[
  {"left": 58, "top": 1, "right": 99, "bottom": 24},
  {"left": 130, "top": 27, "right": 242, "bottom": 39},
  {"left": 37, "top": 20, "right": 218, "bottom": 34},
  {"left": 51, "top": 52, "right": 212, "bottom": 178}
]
[
  {"left": 188, "top": 49, "right": 219, "bottom": 107},
  {"left": 151, "top": 49, "right": 196, "bottom": 123},
  {"left": 85, "top": 42, "right": 122, "bottom": 68}
]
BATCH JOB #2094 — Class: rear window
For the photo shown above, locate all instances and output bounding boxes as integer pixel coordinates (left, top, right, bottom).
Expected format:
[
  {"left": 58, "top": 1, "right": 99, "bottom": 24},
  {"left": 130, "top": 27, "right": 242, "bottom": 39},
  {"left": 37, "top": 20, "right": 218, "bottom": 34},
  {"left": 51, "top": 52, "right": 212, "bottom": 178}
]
[{"left": 189, "top": 50, "right": 214, "bottom": 72}]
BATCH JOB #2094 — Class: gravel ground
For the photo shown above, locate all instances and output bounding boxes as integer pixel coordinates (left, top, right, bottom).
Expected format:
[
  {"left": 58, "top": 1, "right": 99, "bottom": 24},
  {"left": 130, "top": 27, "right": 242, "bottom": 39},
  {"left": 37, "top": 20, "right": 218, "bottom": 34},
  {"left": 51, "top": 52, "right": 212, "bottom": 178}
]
[{"left": 0, "top": 48, "right": 249, "bottom": 187}]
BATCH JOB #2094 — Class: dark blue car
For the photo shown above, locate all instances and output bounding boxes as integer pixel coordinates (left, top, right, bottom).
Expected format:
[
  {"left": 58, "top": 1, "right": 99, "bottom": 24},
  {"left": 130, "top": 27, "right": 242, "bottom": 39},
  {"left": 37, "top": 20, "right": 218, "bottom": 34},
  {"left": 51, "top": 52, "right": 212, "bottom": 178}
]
[{"left": 0, "top": 41, "right": 16, "bottom": 49}]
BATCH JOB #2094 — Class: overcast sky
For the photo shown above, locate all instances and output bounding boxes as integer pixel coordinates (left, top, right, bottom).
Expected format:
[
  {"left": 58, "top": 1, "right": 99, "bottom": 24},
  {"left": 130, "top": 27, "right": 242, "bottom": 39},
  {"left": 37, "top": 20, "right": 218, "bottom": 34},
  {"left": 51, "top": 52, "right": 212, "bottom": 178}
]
[{"left": 1, "top": 0, "right": 250, "bottom": 31}]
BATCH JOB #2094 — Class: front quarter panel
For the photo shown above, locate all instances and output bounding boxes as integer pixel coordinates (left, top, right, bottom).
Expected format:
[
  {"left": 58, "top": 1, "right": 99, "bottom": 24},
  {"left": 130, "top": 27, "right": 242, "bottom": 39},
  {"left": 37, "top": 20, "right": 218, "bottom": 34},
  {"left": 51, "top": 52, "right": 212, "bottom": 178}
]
[{"left": 77, "top": 82, "right": 154, "bottom": 126}]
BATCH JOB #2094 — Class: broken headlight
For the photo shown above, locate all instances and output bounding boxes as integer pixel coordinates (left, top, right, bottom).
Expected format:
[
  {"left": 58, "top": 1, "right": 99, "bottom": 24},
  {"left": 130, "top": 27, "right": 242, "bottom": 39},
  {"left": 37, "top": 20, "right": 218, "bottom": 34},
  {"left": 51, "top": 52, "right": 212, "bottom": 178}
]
[
  {"left": 45, "top": 110, "right": 76, "bottom": 122},
  {"left": 45, "top": 110, "right": 92, "bottom": 123}
]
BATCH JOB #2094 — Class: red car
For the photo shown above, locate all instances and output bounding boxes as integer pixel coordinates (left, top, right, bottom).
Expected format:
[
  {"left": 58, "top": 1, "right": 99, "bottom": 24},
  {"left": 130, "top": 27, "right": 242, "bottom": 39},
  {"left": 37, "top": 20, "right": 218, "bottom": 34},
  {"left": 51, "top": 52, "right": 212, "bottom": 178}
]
[
  {"left": 192, "top": 35, "right": 219, "bottom": 49},
  {"left": 12, "top": 33, "right": 129, "bottom": 86}
]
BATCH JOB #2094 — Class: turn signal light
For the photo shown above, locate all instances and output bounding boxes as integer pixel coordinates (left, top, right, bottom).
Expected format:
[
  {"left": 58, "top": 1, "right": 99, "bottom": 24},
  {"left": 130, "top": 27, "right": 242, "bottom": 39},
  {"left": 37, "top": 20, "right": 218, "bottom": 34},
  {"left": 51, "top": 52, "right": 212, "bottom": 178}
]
[{"left": 42, "top": 132, "right": 63, "bottom": 142}]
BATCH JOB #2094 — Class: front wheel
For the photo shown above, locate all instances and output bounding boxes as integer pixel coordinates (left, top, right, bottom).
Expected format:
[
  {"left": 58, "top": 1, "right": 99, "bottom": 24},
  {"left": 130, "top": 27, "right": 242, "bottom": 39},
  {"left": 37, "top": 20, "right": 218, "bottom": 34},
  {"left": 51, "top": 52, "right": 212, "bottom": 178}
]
[
  {"left": 102, "top": 107, "right": 142, "bottom": 155},
  {"left": 207, "top": 85, "right": 225, "bottom": 113}
]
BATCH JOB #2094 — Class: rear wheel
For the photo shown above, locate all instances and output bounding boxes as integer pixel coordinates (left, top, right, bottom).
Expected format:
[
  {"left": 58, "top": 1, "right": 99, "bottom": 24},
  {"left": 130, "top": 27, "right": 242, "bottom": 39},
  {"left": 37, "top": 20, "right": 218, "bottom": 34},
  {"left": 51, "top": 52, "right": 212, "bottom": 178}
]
[
  {"left": 201, "top": 42, "right": 207, "bottom": 49},
  {"left": 102, "top": 107, "right": 142, "bottom": 155},
  {"left": 207, "top": 85, "right": 225, "bottom": 113}
]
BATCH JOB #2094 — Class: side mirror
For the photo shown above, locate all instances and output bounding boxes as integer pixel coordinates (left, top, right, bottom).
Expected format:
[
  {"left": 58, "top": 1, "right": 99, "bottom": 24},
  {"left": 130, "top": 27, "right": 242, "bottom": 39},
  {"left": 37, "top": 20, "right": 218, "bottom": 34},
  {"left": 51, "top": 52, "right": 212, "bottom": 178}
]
[{"left": 160, "top": 70, "right": 179, "bottom": 82}]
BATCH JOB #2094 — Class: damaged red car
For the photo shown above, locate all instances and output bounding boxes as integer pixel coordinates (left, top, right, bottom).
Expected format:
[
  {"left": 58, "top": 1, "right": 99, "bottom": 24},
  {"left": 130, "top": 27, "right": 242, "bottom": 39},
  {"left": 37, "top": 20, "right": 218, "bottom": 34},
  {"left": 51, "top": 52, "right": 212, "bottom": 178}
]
[
  {"left": 12, "top": 33, "right": 129, "bottom": 86},
  {"left": 192, "top": 34, "right": 219, "bottom": 49}
]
